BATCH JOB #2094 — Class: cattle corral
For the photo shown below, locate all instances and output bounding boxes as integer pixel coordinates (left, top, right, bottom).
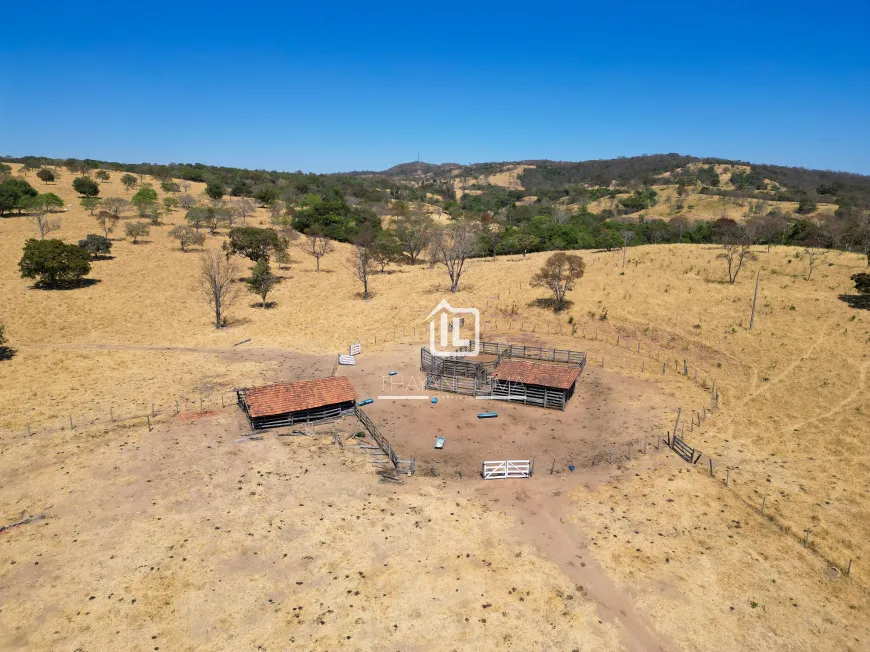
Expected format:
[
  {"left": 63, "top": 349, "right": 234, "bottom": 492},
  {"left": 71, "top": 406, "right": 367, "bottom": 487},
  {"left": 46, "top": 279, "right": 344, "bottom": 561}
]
[{"left": 279, "top": 338, "right": 701, "bottom": 479}]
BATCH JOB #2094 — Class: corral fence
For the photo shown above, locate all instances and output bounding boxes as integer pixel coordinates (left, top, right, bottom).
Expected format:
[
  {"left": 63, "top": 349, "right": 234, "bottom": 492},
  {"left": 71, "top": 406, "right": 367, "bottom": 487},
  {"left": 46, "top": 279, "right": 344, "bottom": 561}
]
[
  {"left": 421, "top": 341, "right": 587, "bottom": 406},
  {"left": 354, "top": 405, "right": 415, "bottom": 475}
]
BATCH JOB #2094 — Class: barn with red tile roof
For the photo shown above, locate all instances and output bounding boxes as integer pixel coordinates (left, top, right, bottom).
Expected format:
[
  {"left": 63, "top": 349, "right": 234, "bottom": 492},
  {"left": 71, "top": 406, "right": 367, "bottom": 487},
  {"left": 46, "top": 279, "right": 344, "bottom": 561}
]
[
  {"left": 237, "top": 376, "right": 357, "bottom": 429},
  {"left": 490, "top": 359, "right": 582, "bottom": 410}
]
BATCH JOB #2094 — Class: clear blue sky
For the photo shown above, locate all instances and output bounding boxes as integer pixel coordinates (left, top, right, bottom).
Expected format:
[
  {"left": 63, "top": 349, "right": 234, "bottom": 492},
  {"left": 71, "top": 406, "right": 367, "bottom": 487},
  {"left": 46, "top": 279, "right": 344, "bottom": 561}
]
[{"left": 2, "top": 1, "right": 868, "bottom": 174}]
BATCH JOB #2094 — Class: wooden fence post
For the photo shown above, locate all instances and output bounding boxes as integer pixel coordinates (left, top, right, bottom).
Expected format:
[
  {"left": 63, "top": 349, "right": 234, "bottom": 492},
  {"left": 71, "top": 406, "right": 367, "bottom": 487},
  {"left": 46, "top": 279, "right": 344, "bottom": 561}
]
[
  {"left": 672, "top": 408, "right": 682, "bottom": 439},
  {"left": 200, "top": 398, "right": 203, "bottom": 412},
  {"left": 110, "top": 407, "right": 114, "bottom": 422},
  {"left": 550, "top": 457, "right": 556, "bottom": 475},
  {"left": 725, "top": 469, "right": 730, "bottom": 487},
  {"left": 69, "top": 415, "right": 74, "bottom": 430},
  {"left": 152, "top": 403, "right": 155, "bottom": 417},
  {"left": 847, "top": 559, "right": 852, "bottom": 576},
  {"left": 26, "top": 423, "right": 31, "bottom": 436},
  {"left": 147, "top": 415, "right": 151, "bottom": 431},
  {"left": 749, "top": 270, "right": 760, "bottom": 330},
  {"left": 708, "top": 458, "right": 713, "bottom": 477},
  {"left": 761, "top": 495, "right": 767, "bottom": 515},
  {"left": 175, "top": 400, "right": 179, "bottom": 414}
]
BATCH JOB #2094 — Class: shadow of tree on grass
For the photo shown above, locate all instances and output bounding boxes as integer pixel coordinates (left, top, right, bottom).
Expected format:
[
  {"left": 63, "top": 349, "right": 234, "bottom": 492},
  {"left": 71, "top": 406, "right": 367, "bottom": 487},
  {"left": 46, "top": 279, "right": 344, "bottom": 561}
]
[{"left": 838, "top": 294, "right": 870, "bottom": 311}]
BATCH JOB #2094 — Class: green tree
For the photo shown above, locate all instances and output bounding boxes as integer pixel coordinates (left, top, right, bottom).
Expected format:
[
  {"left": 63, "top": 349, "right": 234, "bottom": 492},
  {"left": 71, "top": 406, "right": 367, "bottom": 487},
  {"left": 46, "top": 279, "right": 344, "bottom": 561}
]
[
  {"left": 131, "top": 186, "right": 158, "bottom": 207},
  {"left": 19, "top": 238, "right": 92, "bottom": 287},
  {"left": 596, "top": 229, "right": 623, "bottom": 251},
  {"left": 393, "top": 209, "right": 434, "bottom": 264},
  {"left": 37, "top": 168, "right": 55, "bottom": 183},
  {"left": 205, "top": 180, "right": 224, "bottom": 200},
  {"left": 168, "top": 225, "right": 206, "bottom": 251},
  {"left": 81, "top": 196, "right": 102, "bottom": 215},
  {"left": 222, "top": 227, "right": 285, "bottom": 262},
  {"left": 246, "top": 259, "right": 280, "bottom": 307},
  {"left": 796, "top": 196, "right": 818, "bottom": 214},
  {"left": 162, "top": 196, "right": 179, "bottom": 212},
  {"left": 370, "top": 229, "right": 403, "bottom": 272},
  {"left": 94, "top": 170, "right": 110, "bottom": 181},
  {"left": 125, "top": 221, "right": 150, "bottom": 243},
  {"left": 72, "top": 176, "right": 100, "bottom": 197},
  {"left": 0, "top": 163, "right": 12, "bottom": 178},
  {"left": 0, "top": 178, "right": 38, "bottom": 215},
  {"left": 78, "top": 234, "right": 112, "bottom": 257},
  {"left": 120, "top": 173, "right": 138, "bottom": 192},
  {"left": 530, "top": 252, "right": 586, "bottom": 311},
  {"left": 160, "top": 180, "right": 180, "bottom": 193},
  {"left": 851, "top": 273, "right": 870, "bottom": 294}
]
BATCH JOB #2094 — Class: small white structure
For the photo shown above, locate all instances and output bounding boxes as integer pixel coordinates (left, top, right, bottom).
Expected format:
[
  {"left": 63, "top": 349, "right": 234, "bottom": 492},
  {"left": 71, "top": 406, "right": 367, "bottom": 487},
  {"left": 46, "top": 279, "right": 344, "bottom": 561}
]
[
  {"left": 481, "top": 460, "right": 532, "bottom": 479},
  {"left": 338, "top": 354, "right": 356, "bottom": 366},
  {"left": 350, "top": 342, "right": 362, "bottom": 356}
]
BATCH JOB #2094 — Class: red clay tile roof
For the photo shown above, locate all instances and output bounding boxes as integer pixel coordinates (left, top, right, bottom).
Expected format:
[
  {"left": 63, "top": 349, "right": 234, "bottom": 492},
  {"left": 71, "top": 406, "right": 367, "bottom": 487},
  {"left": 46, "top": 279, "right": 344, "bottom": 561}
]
[
  {"left": 244, "top": 377, "right": 357, "bottom": 417},
  {"left": 491, "top": 360, "right": 581, "bottom": 390}
]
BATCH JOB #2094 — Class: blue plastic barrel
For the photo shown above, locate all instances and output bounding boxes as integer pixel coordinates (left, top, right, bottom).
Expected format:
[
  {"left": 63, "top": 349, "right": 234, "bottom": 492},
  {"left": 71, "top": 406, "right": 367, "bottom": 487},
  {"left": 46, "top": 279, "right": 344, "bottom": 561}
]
[{"left": 358, "top": 398, "right": 374, "bottom": 406}]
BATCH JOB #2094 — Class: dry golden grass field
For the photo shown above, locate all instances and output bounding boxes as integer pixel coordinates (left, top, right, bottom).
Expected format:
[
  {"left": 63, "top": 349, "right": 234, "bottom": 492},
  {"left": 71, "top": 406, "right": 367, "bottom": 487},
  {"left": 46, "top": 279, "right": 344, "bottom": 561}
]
[{"left": 1, "top": 164, "right": 869, "bottom": 651}]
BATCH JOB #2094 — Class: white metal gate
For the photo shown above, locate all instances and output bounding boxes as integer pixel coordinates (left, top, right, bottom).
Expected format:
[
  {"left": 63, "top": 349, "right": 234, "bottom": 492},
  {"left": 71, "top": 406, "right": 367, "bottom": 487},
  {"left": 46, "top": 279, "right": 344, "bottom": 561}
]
[{"left": 482, "top": 460, "right": 532, "bottom": 479}]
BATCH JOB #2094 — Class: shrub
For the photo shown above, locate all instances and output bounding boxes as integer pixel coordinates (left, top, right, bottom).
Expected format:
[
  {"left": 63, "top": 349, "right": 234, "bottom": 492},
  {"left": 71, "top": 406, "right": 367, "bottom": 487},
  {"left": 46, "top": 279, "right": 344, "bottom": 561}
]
[
  {"left": 160, "top": 180, "right": 180, "bottom": 193},
  {"left": 78, "top": 234, "right": 112, "bottom": 257},
  {"left": 36, "top": 168, "right": 55, "bottom": 183},
  {"left": 19, "top": 238, "right": 92, "bottom": 286},
  {"left": 852, "top": 273, "right": 870, "bottom": 294},
  {"left": 120, "top": 173, "right": 138, "bottom": 191},
  {"left": 94, "top": 170, "right": 110, "bottom": 181},
  {"left": 72, "top": 176, "right": 100, "bottom": 197}
]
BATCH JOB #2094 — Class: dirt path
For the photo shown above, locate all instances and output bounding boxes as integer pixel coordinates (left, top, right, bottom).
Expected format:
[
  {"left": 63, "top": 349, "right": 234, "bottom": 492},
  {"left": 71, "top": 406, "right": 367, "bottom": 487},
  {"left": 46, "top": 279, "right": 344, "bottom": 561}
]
[{"left": 472, "top": 469, "right": 675, "bottom": 652}]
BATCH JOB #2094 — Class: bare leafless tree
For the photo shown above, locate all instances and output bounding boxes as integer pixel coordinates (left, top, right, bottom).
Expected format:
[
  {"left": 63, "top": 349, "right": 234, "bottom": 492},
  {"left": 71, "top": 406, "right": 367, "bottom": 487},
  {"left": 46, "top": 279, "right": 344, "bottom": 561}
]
[
  {"left": 431, "top": 220, "right": 478, "bottom": 293},
  {"left": 96, "top": 211, "right": 120, "bottom": 238},
  {"left": 305, "top": 224, "right": 333, "bottom": 271},
  {"left": 234, "top": 198, "right": 256, "bottom": 224},
  {"left": 27, "top": 199, "right": 61, "bottom": 239},
  {"left": 803, "top": 244, "right": 826, "bottom": 280},
  {"left": 718, "top": 241, "right": 756, "bottom": 284},
  {"left": 198, "top": 251, "right": 241, "bottom": 328},
  {"left": 102, "top": 197, "right": 130, "bottom": 218},
  {"left": 178, "top": 194, "right": 197, "bottom": 210},
  {"left": 350, "top": 244, "right": 375, "bottom": 299},
  {"left": 552, "top": 205, "right": 571, "bottom": 224}
]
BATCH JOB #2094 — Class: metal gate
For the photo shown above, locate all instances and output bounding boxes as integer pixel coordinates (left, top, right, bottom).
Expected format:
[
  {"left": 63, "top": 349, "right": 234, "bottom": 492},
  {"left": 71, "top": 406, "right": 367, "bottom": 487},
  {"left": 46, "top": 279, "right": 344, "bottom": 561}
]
[{"left": 482, "top": 460, "right": 532, "bottom": 479}]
